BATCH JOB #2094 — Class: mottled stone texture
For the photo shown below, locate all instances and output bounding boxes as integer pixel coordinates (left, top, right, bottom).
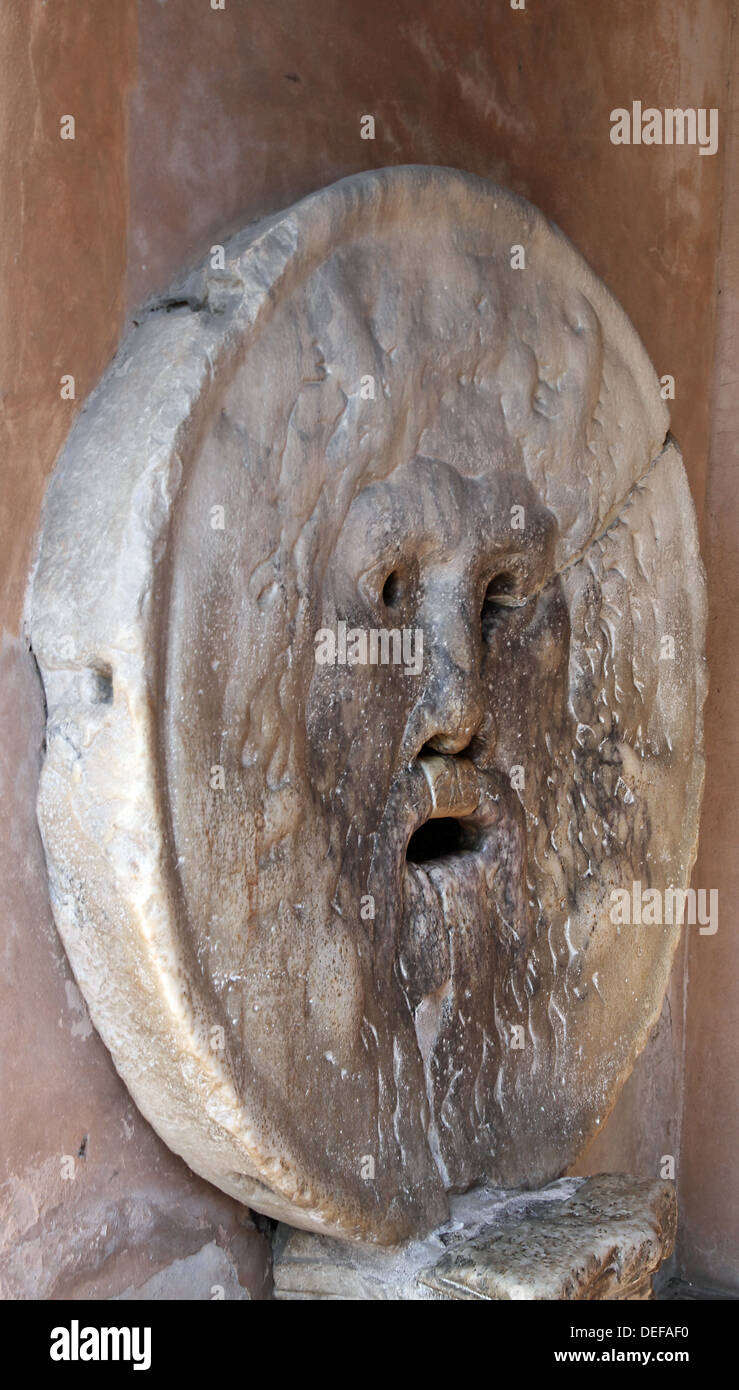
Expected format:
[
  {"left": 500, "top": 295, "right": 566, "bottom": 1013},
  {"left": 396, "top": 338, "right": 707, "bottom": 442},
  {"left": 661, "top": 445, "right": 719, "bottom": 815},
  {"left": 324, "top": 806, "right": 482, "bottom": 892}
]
[
  {"left": 419, "top": 1177, "right": 676, "bottom": 1301},
  {"left": 128, "top": 0, "right": 729, "bottom": 533},
  {"left": 30, "top": 168, "right": 706, "bottom": 1244},
  {"left": 273, "top": 1175, "right": 677, "bottom": 1300}
]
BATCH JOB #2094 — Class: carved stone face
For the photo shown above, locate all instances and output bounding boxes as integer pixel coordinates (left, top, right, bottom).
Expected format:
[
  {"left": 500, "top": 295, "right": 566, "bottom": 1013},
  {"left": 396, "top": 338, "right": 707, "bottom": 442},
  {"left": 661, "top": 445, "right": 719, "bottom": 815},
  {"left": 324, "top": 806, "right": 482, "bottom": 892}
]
[
  {"left": 30, "top": 168, "right": 707, "bottom": 1242},
  {"left": 304, "top": 454, "right": 566, "bottom": 1184}
]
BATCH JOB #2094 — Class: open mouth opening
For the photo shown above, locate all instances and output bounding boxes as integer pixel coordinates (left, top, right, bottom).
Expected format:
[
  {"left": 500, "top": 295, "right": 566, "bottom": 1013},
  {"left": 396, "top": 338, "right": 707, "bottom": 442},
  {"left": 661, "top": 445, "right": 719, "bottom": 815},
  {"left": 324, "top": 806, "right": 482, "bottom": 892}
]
[{"left": 405, "top": 816, "right": 477, "bottom": 865}]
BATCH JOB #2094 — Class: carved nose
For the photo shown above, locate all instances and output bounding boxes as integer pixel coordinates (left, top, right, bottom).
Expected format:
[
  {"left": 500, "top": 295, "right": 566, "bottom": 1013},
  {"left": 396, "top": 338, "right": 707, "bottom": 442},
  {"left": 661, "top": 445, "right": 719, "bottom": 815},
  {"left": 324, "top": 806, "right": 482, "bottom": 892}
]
[
  {"left": 402, "top": 593, "right": 489, "bottom": 760},
  {"left": 418, "top": 668, "right": 486, "bottom": 755}
]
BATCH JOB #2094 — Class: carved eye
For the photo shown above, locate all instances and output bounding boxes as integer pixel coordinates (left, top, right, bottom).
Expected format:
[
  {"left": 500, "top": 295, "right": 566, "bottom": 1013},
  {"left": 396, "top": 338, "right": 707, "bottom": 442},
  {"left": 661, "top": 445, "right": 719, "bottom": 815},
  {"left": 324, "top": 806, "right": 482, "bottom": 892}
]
[
  {"left": 481, "top": 572, "right": 518, "bottom": 639},
  {"left": 382, "top": 570, "right": 404, "bottom": 608}
]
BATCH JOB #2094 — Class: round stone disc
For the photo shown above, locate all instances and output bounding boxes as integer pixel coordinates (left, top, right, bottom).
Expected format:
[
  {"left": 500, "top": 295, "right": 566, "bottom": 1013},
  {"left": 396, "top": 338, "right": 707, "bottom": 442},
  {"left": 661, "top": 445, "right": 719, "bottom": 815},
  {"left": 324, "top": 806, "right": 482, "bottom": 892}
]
[{"left": 29, "top": 167, "right": 707, "bottom": 1243}]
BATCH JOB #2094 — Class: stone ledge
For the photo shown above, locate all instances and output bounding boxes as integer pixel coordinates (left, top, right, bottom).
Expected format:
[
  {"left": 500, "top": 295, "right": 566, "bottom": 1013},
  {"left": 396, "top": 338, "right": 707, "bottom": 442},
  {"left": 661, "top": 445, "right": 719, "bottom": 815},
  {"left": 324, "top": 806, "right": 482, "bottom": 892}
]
[{"left": 273, "top": 1174, "right": 676, "bottom": 1301}]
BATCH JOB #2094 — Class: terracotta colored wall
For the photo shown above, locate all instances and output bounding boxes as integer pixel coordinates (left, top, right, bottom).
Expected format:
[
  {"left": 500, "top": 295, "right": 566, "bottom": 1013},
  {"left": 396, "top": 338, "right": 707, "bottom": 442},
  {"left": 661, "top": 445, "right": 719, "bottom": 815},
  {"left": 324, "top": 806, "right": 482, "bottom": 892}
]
[
  {"left": 678, "top": 6, "right": 739, "bottom": 1293},
  {"left": 0, "top": 0, "right": 134, "bottom": 632},
  {"left": 1, "top": 0, "right": 735, "bottom": 1295}
]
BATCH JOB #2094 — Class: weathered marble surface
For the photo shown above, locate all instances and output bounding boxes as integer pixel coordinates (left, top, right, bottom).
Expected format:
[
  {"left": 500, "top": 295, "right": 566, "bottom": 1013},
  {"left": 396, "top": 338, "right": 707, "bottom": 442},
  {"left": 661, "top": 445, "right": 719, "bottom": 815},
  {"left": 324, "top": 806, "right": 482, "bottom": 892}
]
[
  {"left": 273, "top": 1175, "right": 677, "bottom": 1300},
  {"left": 28, "top": 167, "right": 706, "bottom": 1242}
]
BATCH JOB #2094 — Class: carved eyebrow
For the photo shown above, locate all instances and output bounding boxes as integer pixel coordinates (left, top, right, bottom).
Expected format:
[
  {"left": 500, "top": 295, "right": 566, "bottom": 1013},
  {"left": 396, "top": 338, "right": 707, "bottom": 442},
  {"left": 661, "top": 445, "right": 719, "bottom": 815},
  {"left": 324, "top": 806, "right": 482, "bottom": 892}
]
[
  {"left": 339, "top": 488, "right": 420, "bottom": 570},
  {"left": 344, "top": 474, "right": 466, "bottom": 561}
]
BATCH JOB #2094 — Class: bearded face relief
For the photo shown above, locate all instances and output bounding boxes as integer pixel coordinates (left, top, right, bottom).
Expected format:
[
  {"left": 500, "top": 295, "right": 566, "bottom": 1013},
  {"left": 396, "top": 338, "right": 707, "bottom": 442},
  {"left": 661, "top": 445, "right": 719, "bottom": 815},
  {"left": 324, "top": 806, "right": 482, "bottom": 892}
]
[
  {"left": 30, "top": 168, "right": 707, "bottom": 1243},
  {"left": 306, "top": 456, "right": 565, "bottom": 1191}
]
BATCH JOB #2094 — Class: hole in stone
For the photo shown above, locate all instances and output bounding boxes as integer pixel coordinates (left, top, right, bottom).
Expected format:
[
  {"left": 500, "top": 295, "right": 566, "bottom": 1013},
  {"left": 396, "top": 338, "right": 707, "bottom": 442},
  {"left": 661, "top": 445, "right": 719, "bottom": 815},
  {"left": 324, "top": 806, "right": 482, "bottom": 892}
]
[
  {"left": 89, "top": 665, "right": 113, "bottom": 704},
  {"left": 481, "top": 571, "right": 518, "bottom": 638},
  {"left": 382, "top": 570, "right": 403, "bottom": 607},
  {"left": 157, "top": 297, "right": 193, "bottom": 314},
  {"left": 418, "top": 738, "right": 474, "bottom": 759},
  {"left": 483, "top": 571, "right": 516, "bottom": 604},
  {"left": 406, "top": 817, "right": 473, "bottom": 864}
]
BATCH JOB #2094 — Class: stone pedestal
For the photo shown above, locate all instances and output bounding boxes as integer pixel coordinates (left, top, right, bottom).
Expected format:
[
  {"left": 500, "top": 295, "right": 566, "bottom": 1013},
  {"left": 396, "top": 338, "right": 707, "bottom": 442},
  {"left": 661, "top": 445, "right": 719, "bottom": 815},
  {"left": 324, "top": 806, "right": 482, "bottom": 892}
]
[{"left": 273, "top": 1175, "right": 676, "bottom": 1301}]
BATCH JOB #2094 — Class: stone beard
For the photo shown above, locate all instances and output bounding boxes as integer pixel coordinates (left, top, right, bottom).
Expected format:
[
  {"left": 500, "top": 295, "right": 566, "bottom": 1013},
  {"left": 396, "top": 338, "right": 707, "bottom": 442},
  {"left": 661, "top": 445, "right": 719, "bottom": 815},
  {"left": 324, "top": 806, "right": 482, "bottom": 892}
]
[{"left": 30, "top": 168, "right": 706, "bottom": 1242}]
